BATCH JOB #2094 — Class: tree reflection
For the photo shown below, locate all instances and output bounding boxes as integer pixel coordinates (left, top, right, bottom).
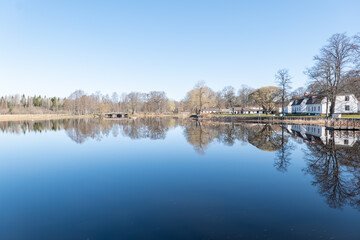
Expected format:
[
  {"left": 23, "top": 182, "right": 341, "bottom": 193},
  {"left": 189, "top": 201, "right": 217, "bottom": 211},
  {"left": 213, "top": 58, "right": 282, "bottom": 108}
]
[
  {"left": 183, "top": 122, "right": 294, "bottom": 169},
  {"left": 248, "top": 124, "right": 283, "bottom": 152},
  {"left": 304, "top": 132, "right": 360, "bottom": 210},
  {"left": 3, "top": 118, "right": 360, "bottom": 210},
  {"left": 0, "top": 118, "right": 183, "bottom": 144},
  {"left": 274, "top": 126, "right": 294, "bottom": 172},
  {"left": 183, "top": 120, "right": 217, "bottom": 155}
]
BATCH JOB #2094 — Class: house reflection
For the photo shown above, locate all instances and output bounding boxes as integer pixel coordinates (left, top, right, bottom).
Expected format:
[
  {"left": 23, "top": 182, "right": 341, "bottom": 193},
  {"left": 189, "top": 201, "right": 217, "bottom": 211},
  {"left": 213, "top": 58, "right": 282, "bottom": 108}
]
[
  {"left": 285, "top": 124, "right": 359, "bottom": 147},
  {"left": 285, "top": 125, "right": 360, "bottom": 210}
]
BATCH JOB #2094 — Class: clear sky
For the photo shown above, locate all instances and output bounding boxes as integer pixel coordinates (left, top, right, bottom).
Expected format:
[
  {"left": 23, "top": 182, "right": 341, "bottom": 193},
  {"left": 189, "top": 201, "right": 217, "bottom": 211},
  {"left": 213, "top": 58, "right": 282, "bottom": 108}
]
[{"left": 1, "top": 0, "right": 359, "bottom": 100}]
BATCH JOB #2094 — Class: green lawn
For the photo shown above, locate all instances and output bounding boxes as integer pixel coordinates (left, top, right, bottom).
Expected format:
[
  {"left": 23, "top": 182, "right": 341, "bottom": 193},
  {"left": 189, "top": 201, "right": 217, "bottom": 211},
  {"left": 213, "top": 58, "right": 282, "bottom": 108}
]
[{"left": 341, "top": 115, "right": 360, "bottom": 118}]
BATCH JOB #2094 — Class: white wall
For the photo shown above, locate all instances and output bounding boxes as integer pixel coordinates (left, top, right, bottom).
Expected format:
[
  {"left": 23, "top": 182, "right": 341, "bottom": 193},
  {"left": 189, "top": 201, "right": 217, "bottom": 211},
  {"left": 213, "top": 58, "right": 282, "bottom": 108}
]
[
  {"left": 334, "top": 95, "right": 358, "bottom": 114},
  {"left": 292, "top": 98, "right": 308, "bottom": 113},
  {"left": 306, "top": 104, "right": 322, "bottom": 115}
]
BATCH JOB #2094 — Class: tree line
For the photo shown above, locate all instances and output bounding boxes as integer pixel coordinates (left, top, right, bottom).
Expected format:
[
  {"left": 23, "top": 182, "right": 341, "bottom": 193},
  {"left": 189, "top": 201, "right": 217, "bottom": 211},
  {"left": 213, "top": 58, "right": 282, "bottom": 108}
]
[
  {"left": 0, "top": 90, "right": 177, "bottom": 115},
  {"left": 1, "top": 32, "right": 359, "bottom": 116}
]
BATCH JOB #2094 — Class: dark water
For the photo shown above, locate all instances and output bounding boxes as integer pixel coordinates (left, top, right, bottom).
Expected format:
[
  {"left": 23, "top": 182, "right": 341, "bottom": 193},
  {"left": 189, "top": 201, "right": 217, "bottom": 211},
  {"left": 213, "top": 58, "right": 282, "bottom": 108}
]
[{"left": 0, "top": 118, "right": 360, "bottom": 240}]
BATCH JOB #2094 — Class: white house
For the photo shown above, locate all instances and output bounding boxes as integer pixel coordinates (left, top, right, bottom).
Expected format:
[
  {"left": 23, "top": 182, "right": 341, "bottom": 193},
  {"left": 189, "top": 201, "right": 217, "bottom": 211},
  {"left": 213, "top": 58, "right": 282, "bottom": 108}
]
[
  {"left": 305, "top": 96, "right": 327, "bottom": 115},
  {"left": 279, "top": 102, "right": 293, "bottom": 114},
  {"left": 290, "top": 93, "right": 358, "bottom": 115},
  {"left": 291, "top": 97, "right": 308, "bottom": 114}
]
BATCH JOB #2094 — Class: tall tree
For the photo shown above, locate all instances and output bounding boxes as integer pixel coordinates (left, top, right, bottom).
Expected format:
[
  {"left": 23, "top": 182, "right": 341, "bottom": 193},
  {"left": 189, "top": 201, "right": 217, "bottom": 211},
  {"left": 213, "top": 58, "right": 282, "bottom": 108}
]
[
  {"left": 127, "top": 92, "right": 142, "bottom": 114},
  {"left": 306, "top": 33, "right": 358, "bottom": 116},
  {"left": 184, "top": 81, "right": 215, "bottom": 114},
  {"left": 146, "top": 91, "right": 168, "bottom": 113},
  {"left": 237, "top": 85, "right": 254, "bottom": 108},
  {"left": 221, "top": 86, "right": 236, "bottom": 109},
  {"left": 20, "top": 94, "right": 27, "bottom": 108},
  {"left": 194, "top": 81, "right": 208, "bottom": 114},
  {"left": 214, "top": 91, "right": 225, "bottom": 110},
  {"left": 111, "top": 92, "right": 119, "bottom": 112},
  {"left": 275, "top": 69, "right": 292, "bottom": 115}
]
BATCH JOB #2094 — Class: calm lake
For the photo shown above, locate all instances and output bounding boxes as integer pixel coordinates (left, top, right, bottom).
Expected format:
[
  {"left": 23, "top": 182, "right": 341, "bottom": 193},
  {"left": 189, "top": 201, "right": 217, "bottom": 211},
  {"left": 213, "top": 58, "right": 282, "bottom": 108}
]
[{"left": 0, "top": 118, "right": 360, "bottom": 240}]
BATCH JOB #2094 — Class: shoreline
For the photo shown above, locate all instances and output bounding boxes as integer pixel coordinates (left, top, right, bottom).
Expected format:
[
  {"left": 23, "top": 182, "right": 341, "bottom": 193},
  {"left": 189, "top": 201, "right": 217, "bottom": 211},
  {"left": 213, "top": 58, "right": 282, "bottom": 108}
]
[
  {"left": 0, "top": 114, "right": 96, "bottom": 122},
  {"left": 201, "top": 116, "right": 327, "bottom": 126},
  {"left": 0, "top": 113, "right": 188, "bottom": 122},
  {"left": 198, "top": 115, "right": 360, "bottom": 129},
  {"left": 1, "top": 114, "right": 360, "bottom": 129}
]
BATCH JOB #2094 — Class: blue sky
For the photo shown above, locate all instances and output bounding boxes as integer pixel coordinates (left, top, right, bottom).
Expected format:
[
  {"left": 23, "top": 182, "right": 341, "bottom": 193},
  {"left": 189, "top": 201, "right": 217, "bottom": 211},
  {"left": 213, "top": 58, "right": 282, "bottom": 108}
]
[{"left": 0, "top": 0, "right": 359, "bottom": 100}]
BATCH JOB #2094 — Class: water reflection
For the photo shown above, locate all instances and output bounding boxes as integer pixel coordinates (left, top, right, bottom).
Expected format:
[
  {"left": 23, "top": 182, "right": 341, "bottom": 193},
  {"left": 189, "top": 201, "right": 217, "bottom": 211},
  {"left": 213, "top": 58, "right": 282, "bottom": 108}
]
[
  {"left": 1, "top": 118, "right": 360, "bottom": 211},
  {"left": 0, "top": 118, "right": 181, "bottom": 144},
  {"left": 286, "top": 125, "right": 360, "bottom": 210}
]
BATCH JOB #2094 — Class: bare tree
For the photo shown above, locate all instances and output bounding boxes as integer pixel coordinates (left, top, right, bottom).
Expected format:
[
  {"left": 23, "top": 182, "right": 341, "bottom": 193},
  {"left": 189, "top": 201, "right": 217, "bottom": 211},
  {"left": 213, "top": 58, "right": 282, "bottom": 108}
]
[
  {"left": 237, "top": 85, "right": 254, "bottom": 108},
  {"left": 354, "top": 33, "right": 360, "bottom": 69},
  {"left": 146, "top": 91, "right": 168, "bottom": 113},
  {"left": 127, "top": 92, "right": 142, "bottom": 114},
  {"left": 221, "top": 86, "right": 236, "bottom": 110},
  {"left": 306, "top": 33, "right": 358, "bottom": 116},
  {"left": 111, "top": 92, "right": 119, "bottom": 112},
  {"left": 290, "top": 87, "right": 306, "bottom": 98},
  {"left": 341, "top": 70, "right": 360, "bottom": 99},
  {"left": 275, "top": 69, "right": 292, "bottom": 115},
  {"left": 214, "top": 91, "right": 225, "bottom": 110}
]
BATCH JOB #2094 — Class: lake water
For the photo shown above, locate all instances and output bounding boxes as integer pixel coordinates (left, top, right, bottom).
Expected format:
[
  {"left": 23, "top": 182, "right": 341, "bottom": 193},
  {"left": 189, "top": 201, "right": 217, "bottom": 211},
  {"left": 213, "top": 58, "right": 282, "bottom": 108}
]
[{"left": 0, "top": 118, "right": 360, "bottom": 240}]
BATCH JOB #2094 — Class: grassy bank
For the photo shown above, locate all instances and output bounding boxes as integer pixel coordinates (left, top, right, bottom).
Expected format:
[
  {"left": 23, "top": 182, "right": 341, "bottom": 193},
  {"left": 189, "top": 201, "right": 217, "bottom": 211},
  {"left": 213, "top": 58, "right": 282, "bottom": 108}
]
[{"left": 0, "top": 114, "right": 96, "bottom": 122}]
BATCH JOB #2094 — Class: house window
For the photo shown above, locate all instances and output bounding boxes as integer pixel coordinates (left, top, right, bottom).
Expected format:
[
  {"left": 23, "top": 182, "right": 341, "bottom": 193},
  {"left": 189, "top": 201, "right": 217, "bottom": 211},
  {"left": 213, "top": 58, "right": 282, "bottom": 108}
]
[
  {"left": 344, "top": 139, "right": 349, "bottom": 145},
  {"left": 345, "top": 96, "right": 349, "bottom": 101},
  {"left": 345, "top": 105, "right": 350, "bottom": 111},
  {"left": 318, "top": 106, "right": 320, "bottom": 111}
]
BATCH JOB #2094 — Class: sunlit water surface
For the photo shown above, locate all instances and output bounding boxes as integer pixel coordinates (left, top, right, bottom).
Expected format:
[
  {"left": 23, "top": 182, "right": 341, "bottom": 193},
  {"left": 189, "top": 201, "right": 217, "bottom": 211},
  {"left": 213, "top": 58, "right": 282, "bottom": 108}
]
[{"left": 0, "top": 118, "right": 359, "bottom": 240}]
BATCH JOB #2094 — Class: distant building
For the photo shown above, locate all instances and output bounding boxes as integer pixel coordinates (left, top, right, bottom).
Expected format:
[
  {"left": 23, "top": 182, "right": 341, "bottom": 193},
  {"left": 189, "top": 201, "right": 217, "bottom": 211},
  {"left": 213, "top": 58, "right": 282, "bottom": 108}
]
[
  {"left": 201, "top": 106, "right": 265, "bottom": 115},
  {"left": 201, "top": 108, "right": 231, "bottom": 114},
  {"left": 236, "top": 107, "right": 264, "bottom": 114}
]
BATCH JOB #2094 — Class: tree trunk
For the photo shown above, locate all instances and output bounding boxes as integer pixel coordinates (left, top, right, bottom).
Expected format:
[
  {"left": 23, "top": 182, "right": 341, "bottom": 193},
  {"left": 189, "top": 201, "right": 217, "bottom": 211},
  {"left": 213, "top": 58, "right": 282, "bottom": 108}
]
[{"left": 329, "top": 97, "right": 336, "bottom": 116}]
